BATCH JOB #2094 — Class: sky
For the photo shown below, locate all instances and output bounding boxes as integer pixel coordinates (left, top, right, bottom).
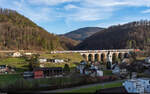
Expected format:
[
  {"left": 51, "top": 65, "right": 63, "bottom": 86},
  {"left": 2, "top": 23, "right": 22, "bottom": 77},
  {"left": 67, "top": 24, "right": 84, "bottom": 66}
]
[{"left": 0, "top": 0, "right": 150, "bottom": 34}]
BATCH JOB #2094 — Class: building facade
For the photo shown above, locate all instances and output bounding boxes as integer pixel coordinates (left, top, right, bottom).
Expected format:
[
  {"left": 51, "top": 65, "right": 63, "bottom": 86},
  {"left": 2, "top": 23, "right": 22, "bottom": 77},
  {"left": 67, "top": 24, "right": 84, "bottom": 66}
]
[{"left": 123, "top": 78, "right": 150, "bottom": 93}]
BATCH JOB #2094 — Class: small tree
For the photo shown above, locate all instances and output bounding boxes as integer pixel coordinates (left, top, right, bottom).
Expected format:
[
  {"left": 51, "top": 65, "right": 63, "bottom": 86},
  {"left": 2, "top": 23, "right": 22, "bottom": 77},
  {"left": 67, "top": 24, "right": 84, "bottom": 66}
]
[
  {"left": 129, "top": 52, "right": 137, "bottom": 61},
  {"left": 28, "top": 54, "right": 40, "bottom": 71},
  {"left": 63, "top": 64, "right": 70, "bottom": 73},
  {"left": 106, "top": 61, "right": 111, "bottom": 69}
]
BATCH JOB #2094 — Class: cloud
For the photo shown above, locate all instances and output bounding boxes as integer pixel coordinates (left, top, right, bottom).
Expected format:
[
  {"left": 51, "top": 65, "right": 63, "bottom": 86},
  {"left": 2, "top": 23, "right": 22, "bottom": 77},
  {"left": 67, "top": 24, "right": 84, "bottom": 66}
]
[
  {"left": 0, "top": 0, "right": 58, "bottom": 23},
  {"left": 1, "top": 0, "right": 150, "bottom": 32},
  {"left": 1, "top": 0, "right": 150, "bottom": 23},
  {"left": 61, "top": 0, "right": 150, "bottom": 22},
  {"left": 65, "top": 7, "right": 114, "bottom": 21},
  {"left": 82, "top": 0, "right": 150, "bottom": 7},
  {"left": 27, "top": 0, "right": 80, "bottom": 6},
  {"left": 64, "top": 4, "right": 79, "bottom": 10},
  {"left": 142, "top": 9, "right": 150, "bottom": 13}
]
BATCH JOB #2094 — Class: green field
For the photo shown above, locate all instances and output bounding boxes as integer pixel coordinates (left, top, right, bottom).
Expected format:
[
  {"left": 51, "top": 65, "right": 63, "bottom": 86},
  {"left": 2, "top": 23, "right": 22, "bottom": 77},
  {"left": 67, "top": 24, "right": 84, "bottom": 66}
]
[
  {"left": 0, "top": 57, "right": 28, "bottom": 71},
  {"left": 0, "top": 53, "right": 84, "bottom": 70},
  {"left": 103, "top": 70, "right": 113, "bottom": 76},
  {"left": 136, "top": 57, "right": 146, "bottom": 61},
  {"left": 0, "top": 74, "right": 22, "bottom": 88},
  {"left": 40, "top": 53, "right": 84, "bottom": 67},
  {"left": 0, "top": 74, "right": 84, "bottom": 90},
  {"left": 64, "top": 81, "right": 123, "bottom": 93}
]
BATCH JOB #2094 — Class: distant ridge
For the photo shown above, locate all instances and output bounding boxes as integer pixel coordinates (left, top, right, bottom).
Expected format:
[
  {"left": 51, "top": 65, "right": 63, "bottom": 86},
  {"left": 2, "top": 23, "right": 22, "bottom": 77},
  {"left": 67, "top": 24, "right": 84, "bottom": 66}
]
[{"left": 63, "top": 27, "right": 104, "bottom": 42}]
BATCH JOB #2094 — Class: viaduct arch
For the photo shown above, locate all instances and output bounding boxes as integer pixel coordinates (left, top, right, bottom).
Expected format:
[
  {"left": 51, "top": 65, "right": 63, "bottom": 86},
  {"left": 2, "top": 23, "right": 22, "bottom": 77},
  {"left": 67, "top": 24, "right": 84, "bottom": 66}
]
[{"left": 51, "top": 49, "right": 139, "bottom": 63}]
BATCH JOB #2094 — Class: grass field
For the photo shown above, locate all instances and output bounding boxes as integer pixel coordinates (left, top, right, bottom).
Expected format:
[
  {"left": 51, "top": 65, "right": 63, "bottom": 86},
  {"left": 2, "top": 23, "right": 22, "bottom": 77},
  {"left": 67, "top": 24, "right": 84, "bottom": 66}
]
[
  {"left": 136, "top": 57, "right": 146, "bottom": 61},
  {"left": 0, "top": 74, "right": 84, "bottom": 90},
  {"left": 0, "top": 53, "right": 84, "bottom": 89},
  {"left": 0, "top": 74, "right": 22, "bottom": 88},
  {"left": 103, "top": 70, "right": 113, "bottom": 76},
  {"left": 64, "top": 81, "right": 123, "bottom": 93},
  {"left": 40, "top": 53, "right": 84, "bottom": 68},
  {"left": 0, "top": 57, "right": 28, "bottom": 72},
  {"left": 0, "top": 53, "right": 84, "bottom": 70}
]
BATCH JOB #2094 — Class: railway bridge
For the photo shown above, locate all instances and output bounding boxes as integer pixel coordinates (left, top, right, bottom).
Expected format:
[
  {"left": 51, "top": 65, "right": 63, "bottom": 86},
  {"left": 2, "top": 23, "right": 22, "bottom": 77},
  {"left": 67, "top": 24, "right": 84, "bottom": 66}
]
[{"left": 51, "top": 49, "right": 140, "bottom": 62}]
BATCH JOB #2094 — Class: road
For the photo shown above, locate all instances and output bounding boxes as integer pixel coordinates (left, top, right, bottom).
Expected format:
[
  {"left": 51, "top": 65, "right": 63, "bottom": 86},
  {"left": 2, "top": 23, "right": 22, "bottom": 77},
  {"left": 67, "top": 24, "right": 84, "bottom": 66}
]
[{"left": 37, "top": 79, "right": 125, "bottom": 93}]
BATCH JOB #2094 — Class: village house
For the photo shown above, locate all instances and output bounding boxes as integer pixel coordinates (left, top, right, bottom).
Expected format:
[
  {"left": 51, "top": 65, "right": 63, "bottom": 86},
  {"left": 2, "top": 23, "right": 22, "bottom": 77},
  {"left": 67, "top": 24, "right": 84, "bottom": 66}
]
[
  {"left": 47, "top": 59, "right": 64, "bottom": 63},
  {"left": 23, "top": 67, "right": 64, "bottom": 79},
  {"left": 112, "top": 62, "right": 128, "bottom": 79},
  {"left": 0, "top": 65, "right": 8, "bottom": 74},
  {"left": 12, "top": 52, "right": 22, "bottom": 57},
  {"left": 39, "top": 58, "right": 64, "bottom": 63},
  {"left": 24, "top": 53, "right": 33, "bottom": 56},
  {"left": 122, "top": 58, "right": 130, "bottom": 64},
  {"left": 112, "top": 64, "right": 128, "bottom": 75},
  {"left": 33, "top": 67, "right": 63, "bottom": 78},
  {"left": 84, "top": 64, "right": 103, "bottom": 77},
  {"left": 142, "top": 58, "right": 150, "bottom": 68},
  {"left": 76, "top": 62, "right": 103, "bottom": 77},
  {"left": 76, "top": 61, "right": 87, "bottom": 74},
  {"left": 39, "top": 58, "right": 47, "bottom": 63},
  {"left": 145, "top": 57, "right": 150, "bottom": 63},
  {"left": 0, "top": 65, "right": 14, "bottom": 74},
  {"left": 39, "top": 63, "right": 45, "bottom": 67},
  {"left": 123, "top": 78, "right": 150, "bottom": 93}
]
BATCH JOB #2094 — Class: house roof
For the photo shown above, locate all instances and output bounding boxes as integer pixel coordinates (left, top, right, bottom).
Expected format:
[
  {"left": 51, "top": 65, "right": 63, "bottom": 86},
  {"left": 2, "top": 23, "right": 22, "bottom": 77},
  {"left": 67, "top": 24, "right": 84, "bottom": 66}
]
[
  {"left": 122, "top": 58, "right": 130, "bottom": 63},
  {"left": 138, "top": 78, "right": 150, "bottom": 80},
  {"left": 0, "top": 65, "right": 7, "bottom": 69},
  {"left": 34, "top": 67, "right": 63, "bottom": 71}
]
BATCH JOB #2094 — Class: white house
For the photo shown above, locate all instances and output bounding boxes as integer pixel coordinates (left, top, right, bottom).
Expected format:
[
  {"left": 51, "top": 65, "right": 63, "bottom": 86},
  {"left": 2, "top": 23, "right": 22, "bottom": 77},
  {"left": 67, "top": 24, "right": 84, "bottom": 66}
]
[
  {"left": 12, "top": 52, "right": 22, "bottom": 57},
  {"left": 96, "top": 70, "right": 103, "bottom": 77},
  {"left": 0, "top": 65, "right": 8, "bottom": 73},
  {"left": 112, "top": 67, "right": 127, "bottom": 75},
  {"left": 76, "top": 61, "right": 87, "bottom": 74},
  {"left": 40, "top": 64, "right": 44, "bottom": 67},
  {"left": 47, "top": 59, "right": 64, "bottom": 63},
  {"left": 39, "top": 59, "right": 47, "bottom": 63},
  {"left": 24, "top": 53, "right": 33, "bottom": 56},
  {"left": 112, "top": 63, "right": 128, "bottom": 76},
  {"left": 145, "top": 57, "right": 150, "bottom": 63},
  {"left": 84, "top": 68, "right": 103, "bottom": 77},
  {"left": 122, "top": 58, "right": 130, "bottom": 64},
  {"left": 112, "top": 65, "right": 120, "bottom": 74},
  {"left": 54, "top": 59, "right": 64, "bottom": 63},
  {"left": 84, "top": 64, "right": 103, "bottom": 77},
  {"left": 123, "top": 78, "right": 150, "bottom": 93},
  {"left": 76, "top": 62, "right": 103, "bottom": 77}
]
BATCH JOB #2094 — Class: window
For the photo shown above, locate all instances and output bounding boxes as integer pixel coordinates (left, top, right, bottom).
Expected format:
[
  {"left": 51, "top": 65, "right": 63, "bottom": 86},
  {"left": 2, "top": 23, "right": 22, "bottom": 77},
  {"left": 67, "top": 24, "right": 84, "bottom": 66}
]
[{"left": 128, "top": 87, "right": 131, "bottom": 90}]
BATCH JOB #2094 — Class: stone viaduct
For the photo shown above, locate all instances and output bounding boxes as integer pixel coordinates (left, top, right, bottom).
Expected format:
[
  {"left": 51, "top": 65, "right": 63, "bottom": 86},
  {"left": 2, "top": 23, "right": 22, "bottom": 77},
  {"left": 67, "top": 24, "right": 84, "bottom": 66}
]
[{"left": 51, "top": 49, "right": 140, "bottom": 62}]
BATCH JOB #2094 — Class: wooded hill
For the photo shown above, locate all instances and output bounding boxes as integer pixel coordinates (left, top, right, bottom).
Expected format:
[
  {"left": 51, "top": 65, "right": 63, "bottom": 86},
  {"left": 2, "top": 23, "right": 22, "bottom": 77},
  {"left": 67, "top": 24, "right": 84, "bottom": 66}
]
[
  {"left": 76, "top": 20, "right": 150, "bottom": 50},
  {"left": 0, "top": 8, "right": 76, "bottom": 50},
  {"left": 59, "top": 36, "right": 79, "bottom": 50}
]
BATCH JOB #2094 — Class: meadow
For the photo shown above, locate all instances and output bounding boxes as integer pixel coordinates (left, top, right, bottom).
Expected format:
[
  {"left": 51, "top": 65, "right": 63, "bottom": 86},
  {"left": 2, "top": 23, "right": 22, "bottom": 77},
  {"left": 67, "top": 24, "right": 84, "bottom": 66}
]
[
  {"left": 63, "top": 81, "right": 123, "bottom": 93},
  {"left": 40, "top": 53, "right": 84, "bottom": 67}
]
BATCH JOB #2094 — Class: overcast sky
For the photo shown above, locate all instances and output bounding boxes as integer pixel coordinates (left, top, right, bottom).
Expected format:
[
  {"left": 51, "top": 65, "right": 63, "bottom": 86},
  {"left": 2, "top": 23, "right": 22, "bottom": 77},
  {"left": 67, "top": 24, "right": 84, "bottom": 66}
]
[{"left": 0, "top": 0, "right": 150, "bottom": 34}]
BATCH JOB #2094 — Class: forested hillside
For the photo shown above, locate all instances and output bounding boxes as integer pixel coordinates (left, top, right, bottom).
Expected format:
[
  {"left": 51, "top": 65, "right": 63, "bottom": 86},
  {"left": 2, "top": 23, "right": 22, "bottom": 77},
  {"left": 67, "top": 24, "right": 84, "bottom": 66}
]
[
  {"left": 76, "top": 20, "right": 150, "bottom": 50},
  {"left": 0, "top": 8, "right": 65, "bottom": 50},
  {"left": 59, "top": 36, "right": 79, "bottom": 50}
]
